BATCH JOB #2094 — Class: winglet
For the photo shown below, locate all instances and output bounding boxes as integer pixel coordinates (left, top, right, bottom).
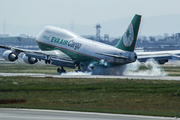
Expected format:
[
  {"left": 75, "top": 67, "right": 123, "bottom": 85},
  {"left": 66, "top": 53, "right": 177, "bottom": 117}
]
[{"left": 115, "top": 14, "right": 141, "bottom": 52}]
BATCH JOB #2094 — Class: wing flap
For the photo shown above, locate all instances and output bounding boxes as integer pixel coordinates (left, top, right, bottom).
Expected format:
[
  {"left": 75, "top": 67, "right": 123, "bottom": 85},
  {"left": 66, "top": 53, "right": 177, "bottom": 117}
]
[
  {"left": 51, "top": 58, "right": 75, "bottom": 68},
  {"left": 25, "top": 51, "right": 75, "bottom": 68},
  {"left": 24, "top": 51, "right": 75, "bottom": 68}
]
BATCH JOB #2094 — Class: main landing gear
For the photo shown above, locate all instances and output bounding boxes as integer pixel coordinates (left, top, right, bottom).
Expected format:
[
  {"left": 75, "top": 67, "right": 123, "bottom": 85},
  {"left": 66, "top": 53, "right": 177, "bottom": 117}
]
[
  {"left": 45, "top": 55, "right": 51, "bottom": 64},
  {"left": 57, "top": 66, "right": 66, "bottom": 75},
  {"left": 45, "top": 60, "right": 51, "bottom": 64},
  {"left": 75, "top": 65, "right": 81, "bottom": 72}
]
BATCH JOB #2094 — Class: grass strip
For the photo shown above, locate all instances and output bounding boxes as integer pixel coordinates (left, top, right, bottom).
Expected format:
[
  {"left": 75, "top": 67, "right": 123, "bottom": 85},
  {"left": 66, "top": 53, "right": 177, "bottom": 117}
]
[{"left": 0, "top": 76, "right": 180, "bottom": 117}]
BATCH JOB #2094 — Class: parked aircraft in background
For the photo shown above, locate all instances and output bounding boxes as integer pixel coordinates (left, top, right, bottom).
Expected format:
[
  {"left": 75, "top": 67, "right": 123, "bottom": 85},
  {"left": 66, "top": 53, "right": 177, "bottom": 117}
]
[{"left": 0, "top": 14, "right": 179, "bottom": 75}]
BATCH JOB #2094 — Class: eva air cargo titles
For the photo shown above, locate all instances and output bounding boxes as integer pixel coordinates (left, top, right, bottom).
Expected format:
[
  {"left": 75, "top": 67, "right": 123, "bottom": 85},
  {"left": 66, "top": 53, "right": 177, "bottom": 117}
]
[
  {"left": 43, "top": 35, "right": 82, "bottom": 50},
  {"left": 1, "top": 14, "right": 180, "bottom": 75}
]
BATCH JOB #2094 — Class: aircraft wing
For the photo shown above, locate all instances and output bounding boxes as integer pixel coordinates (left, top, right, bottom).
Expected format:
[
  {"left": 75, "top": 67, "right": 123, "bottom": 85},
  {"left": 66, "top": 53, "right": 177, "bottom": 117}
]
[
  {"left": 0, "top": 44, "right": 76, "bottom": 68},
  {"left": 137, "top": 50, "right": 180, "bottom": 64},
  {"left": 0, "top": 44, "right": 13, "bottom": 50}
]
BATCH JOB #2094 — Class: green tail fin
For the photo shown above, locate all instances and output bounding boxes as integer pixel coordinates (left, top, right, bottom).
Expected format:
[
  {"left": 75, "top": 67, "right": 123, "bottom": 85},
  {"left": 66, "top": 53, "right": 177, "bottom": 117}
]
[{"left": 115, "top": 14, "right": 141, "bottom": 52}]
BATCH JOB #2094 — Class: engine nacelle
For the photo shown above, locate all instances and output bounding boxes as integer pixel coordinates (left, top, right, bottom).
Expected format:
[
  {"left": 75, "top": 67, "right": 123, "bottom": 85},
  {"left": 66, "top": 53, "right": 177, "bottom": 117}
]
[
  {"left": 3, "top": 50, "right": 18, "bottom": 62},
  {"left": 23, "top": 54, "right": 38, "bottom": 64},
  {"left": 158, "top": 59, "right": 168, "bottom": 65}
]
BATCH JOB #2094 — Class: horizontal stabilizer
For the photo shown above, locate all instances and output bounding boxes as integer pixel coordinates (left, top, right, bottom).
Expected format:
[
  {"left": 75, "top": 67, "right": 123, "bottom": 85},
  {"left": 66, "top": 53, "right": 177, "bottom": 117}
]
[
  {"left": 171, "top": 54, "right": 180, "bottom": 60},
  {"left": 137, "top": 54, "right": 172, "bottom": 62},
  {"left": 96, "top": 52, "right": 128, "bottom": 59}
]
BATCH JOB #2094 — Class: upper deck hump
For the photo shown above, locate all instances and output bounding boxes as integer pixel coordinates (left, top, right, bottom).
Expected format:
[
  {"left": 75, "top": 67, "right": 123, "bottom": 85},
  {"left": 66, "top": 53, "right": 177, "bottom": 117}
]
[{"left": 44, "top": 26, "right": 81, "bottom": 39}]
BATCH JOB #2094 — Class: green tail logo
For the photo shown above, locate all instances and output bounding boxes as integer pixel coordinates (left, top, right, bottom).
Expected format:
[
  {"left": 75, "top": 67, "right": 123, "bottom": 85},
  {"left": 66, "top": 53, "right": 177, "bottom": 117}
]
[{"left": 115, "top": 14, "right": 141, "bottom": 52}]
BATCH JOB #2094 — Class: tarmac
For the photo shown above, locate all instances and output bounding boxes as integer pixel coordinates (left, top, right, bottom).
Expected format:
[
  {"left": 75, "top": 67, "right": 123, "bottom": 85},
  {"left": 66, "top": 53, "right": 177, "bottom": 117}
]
[
  {"left": 0, "top": 73, "right": 180, "bottom": 81},
  {"left": 0, "top": 108, "right": 177, "bottom": 120}
]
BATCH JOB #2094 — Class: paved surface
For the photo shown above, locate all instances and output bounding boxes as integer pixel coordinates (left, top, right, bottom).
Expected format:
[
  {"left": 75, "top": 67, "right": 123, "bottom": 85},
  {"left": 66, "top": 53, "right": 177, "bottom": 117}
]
[
  {"left": 0, "top": 108, "right": 177, "bottom": 120},
  {"left": 0, "top": 73, "right": 180, "bottom": 81}
]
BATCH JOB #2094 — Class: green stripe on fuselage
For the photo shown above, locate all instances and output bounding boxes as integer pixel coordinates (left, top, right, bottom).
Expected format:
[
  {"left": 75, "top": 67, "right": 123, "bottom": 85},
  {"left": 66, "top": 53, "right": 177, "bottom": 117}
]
[{"left": 36, "top": 41, "right": 94, "bottom": 64}]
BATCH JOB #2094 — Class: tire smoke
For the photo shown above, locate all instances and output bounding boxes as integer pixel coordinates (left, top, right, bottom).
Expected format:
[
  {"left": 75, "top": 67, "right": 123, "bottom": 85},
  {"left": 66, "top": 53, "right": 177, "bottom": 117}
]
[
  {"left": 61, "top": 71, "right": 91, "bottom": 75},
  {"left": 124, "top": 59, "right": 168, "bottom": 76},
  {"left": 58, "top": 58, "right": 168, "bottom": 76}
]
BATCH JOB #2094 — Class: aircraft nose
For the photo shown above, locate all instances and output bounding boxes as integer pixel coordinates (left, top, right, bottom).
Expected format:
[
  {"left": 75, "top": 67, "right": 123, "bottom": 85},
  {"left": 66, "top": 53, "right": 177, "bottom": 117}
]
[{"left": 36, "top": 29, "right": 44, "bottom": 41}]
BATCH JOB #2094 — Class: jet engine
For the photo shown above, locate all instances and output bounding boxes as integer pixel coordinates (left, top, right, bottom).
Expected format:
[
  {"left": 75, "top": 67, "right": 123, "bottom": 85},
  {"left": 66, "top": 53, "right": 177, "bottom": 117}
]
[
  {"left": 158, "top": 59, "right": 168, "bottom": 65},
  {"left": 23, "top": 54, "right": 38, "bottom": 64},
  {"left": 3, "top": 50, "right": 18, "bottom": 62}
]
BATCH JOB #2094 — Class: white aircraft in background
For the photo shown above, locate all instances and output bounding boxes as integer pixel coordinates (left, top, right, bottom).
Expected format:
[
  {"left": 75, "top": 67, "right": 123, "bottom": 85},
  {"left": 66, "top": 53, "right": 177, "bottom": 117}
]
[{"left": 0, "top": 14, "right": 180, "bottom": 75}]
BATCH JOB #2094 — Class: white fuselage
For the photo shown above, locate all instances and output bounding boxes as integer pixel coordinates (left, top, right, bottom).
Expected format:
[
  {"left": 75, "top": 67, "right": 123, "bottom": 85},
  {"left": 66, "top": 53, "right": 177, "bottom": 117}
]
[{"left": 36, "top": 26, "right": 136, "bottom": 65}]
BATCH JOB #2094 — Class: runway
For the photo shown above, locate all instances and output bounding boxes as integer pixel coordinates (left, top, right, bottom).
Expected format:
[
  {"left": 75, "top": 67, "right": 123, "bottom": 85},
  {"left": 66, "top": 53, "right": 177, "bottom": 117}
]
[
  {"left": 0, "top": 73, "right": 180, "bottom": 81},
  {"left": 0, "top": 108, "right": 176, "bottom": 120}
]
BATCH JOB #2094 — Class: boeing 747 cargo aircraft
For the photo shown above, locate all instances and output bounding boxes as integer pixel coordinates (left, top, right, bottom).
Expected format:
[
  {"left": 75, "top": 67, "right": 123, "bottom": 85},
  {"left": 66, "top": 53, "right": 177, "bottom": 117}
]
[{"left": 0, "top": 14, "right": 179, "bottom": 75}]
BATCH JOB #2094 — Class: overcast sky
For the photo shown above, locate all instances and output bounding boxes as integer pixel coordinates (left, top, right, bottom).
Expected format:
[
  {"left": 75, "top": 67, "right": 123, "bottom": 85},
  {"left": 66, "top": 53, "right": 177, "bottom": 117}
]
[
  {"left": 0, "top": 0, "right": 180, "bottom": 36},
  {"left": 1, "top": 0, "right": 180, "bottom": 26}
]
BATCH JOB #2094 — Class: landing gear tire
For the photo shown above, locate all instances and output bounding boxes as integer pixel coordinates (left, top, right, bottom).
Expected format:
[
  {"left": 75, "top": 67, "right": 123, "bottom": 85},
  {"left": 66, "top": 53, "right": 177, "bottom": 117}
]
[
  {"left": 75, "top": 65, "right": 81, "bottom": 72},
  {"left": 45, "top": 60, "right": 50, "bottom": 64},
  {"left": 57, "top": 67, "right": 66, "bottom": 75}
]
